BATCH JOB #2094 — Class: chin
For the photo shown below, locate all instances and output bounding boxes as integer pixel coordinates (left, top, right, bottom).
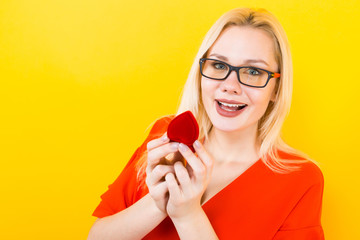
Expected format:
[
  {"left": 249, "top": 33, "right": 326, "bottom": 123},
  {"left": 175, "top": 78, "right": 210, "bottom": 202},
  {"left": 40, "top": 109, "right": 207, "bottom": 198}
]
[
  {"left": 213, "top": 121, "right": 252, "bottom": 133},
  {"left": 208, "top": 114, "right": 251, "bottom": 133},
  {"left": 206, "top": 105, "right": 260, "bottom": 134}
]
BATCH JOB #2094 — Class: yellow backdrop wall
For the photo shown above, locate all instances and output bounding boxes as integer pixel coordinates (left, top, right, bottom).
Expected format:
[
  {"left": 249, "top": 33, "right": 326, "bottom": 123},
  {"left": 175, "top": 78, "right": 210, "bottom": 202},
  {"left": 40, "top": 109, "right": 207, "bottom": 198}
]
[{"left": 0, "top": 0, "right": 359, "bottom": 239}]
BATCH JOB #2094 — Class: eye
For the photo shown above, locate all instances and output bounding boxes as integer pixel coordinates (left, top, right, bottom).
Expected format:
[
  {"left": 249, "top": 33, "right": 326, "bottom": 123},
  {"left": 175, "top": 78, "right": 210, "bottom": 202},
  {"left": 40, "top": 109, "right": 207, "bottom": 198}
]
[
  {"left": 211, "top": 62, "right": 227, "bottom": 70},
  {"left": 246, "top": 68, "right": 261, "bottom": 75}
]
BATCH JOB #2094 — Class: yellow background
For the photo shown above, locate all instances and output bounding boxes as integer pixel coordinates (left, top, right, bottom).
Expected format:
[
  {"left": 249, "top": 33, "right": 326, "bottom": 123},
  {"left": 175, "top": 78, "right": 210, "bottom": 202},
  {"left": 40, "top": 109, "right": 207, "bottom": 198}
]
[{"left": 0, "top": 0, "right": 359, "bottom": 239}]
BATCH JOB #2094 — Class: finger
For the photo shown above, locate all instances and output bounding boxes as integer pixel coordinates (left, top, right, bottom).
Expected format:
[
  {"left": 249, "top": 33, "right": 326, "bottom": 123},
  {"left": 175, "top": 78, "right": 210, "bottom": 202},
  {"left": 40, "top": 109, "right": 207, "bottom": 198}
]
[
  {"left": 174, "top": 161, "right": 192, "bottom": 195},
  {"left": 185, "top": 163, "right": 194, "bottom": 178},
  {"left": 165, "top": 173, "right": 182, "bottom": 200},
  {"left": 193, "top": 140, "right": 214, "bottom": 178},
  {"left": 178, "top": 143, "right": 206, "bottom": 180},
  {"left": 146, "top": 164, "right": 175, "bottom": 186},
  {"left": 146, "top": 132, "right": 169, "bottom": 151},
  {"left": 148, "top": 181, "right": 169, "bottom": 206},
  {"left": 147, "top": 142, "right": 179, "bottom": 170},
  {"left": 151, "top": 181, "right": 169, "bottom": 198}
]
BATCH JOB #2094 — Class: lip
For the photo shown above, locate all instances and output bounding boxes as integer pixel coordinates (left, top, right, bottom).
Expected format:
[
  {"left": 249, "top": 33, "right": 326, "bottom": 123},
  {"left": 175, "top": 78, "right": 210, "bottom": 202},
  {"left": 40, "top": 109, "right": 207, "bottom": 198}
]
[{"left": 216, "top": 98, "right": 246, "bottom": 105}]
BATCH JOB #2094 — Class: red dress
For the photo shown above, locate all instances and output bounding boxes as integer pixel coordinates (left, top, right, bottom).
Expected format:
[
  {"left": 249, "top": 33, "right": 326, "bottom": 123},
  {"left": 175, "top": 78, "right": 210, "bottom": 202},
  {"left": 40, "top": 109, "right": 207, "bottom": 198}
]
[{"left": 92, "top": 115, "right": 325, "bottom": 239}]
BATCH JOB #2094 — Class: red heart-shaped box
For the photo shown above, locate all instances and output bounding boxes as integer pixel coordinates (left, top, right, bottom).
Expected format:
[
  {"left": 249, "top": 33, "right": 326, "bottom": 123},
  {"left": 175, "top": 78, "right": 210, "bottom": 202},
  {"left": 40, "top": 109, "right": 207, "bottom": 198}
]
[{"left": 167, "top": 111, "right": 199, "bottom": 153}]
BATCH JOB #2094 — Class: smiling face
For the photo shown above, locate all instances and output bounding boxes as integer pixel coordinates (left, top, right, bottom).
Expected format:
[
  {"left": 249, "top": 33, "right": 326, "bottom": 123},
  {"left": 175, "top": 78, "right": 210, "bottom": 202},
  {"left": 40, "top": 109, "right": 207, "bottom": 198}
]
[{"left": 201, "top": 25, "right": 279, "bottom": 134}]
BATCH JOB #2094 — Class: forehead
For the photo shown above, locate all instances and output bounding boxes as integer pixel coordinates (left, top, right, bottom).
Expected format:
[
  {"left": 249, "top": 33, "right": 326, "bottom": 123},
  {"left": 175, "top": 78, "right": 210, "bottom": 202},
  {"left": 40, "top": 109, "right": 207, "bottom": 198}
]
[{"left": 207, "top": 26, "right": 276, "bottom": 66}]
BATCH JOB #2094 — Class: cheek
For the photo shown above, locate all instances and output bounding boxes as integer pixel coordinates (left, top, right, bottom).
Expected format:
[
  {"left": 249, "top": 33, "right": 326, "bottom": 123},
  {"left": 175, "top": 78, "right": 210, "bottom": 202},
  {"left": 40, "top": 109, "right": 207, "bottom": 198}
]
[
  {"left": 247, "top": 88, "right": 274, "bottom": 109},
  {"left": 201, "top": 78, "right": 217, "bottom": 102}
]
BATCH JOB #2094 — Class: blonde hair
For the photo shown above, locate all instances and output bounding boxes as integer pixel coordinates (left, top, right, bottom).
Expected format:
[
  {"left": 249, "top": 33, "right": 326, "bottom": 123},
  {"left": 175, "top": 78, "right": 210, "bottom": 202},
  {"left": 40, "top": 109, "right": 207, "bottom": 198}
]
[{"left": 136, "top": 7, "right": 319, "bottom": 187}]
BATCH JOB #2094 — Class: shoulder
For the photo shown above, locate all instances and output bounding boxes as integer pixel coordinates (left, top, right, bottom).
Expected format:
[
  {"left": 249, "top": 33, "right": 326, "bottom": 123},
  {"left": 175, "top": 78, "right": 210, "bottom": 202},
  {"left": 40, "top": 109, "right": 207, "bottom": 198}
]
[
  {"left": 150, "top": 114, "right": 175, "bottom": 132},
  {"left": 297, "top": 160, "right": 324, "bottom": 186},
  {"left": 276, "top": 150, "right": 324, "bottom": 187},
  {"left": 145, "top": 114, "right": 175, "bottom": 140}
]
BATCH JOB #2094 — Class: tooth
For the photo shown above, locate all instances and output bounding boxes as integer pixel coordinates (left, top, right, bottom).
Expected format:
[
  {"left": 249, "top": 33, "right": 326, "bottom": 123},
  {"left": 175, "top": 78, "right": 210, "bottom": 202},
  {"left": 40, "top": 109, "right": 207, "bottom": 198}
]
[{"left": 219, "top": 101, "right": 246, "bottom": 107}]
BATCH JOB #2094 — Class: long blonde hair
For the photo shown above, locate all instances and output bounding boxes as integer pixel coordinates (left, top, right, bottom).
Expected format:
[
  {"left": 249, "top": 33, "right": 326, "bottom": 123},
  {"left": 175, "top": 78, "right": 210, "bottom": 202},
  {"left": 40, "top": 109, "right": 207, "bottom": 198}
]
[{"left": 136, "top": 8, "right": 319, "bottom": 187}]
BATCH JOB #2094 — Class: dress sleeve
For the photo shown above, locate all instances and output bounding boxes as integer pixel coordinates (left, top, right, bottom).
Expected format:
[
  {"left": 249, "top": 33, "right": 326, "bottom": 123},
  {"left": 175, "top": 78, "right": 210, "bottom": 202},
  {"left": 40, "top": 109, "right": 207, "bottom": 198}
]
[
  {"left": 273, "top": 168, "right": 325, "bottom": 240},
  {"left": 91, "top": 146, "right": 142, "bottom": 218}
]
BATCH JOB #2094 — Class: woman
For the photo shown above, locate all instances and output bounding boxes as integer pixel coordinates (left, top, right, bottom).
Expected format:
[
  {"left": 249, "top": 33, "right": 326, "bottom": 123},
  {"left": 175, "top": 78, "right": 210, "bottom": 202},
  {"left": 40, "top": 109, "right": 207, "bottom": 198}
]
[{"left": 88, "top": 8, "right": 324, "bottom": 240}]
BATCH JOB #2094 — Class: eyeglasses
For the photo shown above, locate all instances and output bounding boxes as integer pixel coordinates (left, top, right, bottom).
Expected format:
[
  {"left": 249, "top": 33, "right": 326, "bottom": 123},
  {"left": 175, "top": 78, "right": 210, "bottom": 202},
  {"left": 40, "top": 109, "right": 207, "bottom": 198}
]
[{"left": 199, "top": 58, "right": 281, "bottom": 88}]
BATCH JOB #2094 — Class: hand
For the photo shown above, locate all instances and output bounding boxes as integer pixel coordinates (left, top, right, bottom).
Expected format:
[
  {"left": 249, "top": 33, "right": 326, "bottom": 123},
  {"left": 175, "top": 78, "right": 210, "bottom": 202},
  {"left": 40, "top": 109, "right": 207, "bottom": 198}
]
[
  {"left": 165, "top": 140, "right": 214, "bottom": 221},
  {"left": 145, "top": 132, "right": 180, "bottom": 214}
]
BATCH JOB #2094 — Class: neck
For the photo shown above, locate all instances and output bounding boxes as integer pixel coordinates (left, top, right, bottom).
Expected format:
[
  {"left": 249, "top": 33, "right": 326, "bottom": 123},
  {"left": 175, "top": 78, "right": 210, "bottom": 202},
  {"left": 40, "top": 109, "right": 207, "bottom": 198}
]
[{"left": 204, "top": 123, "right": 261, "bottom": 164}]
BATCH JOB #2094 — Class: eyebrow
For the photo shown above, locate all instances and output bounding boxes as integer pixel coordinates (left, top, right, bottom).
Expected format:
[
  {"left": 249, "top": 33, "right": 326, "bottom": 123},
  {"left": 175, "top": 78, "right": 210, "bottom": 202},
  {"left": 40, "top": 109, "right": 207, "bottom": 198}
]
[{"left": 208, "top": 53, "right": 269, "bottom": 67}]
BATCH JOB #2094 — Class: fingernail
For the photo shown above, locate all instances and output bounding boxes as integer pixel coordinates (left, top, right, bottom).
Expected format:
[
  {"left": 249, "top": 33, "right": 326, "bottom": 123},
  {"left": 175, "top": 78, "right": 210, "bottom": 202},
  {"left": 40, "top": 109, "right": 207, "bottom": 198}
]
[
  {"left": 194, "top": 140, "right": 201, "bottom": 148},
  {"left": 179, "top": 143, "right": 188, "bottom": 151},
  {"left": 162, "top": 135, "right": 169, "bottom": 142},
  {"left": 171, "top": 143, "right": 179, "bottom": 150}
]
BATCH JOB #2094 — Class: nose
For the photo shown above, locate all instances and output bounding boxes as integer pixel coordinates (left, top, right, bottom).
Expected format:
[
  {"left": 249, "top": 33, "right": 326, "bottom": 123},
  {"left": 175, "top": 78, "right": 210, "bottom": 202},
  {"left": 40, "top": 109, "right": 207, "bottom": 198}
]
[{"left": 220, "top": 70, "right": 242, "bottom": 94}]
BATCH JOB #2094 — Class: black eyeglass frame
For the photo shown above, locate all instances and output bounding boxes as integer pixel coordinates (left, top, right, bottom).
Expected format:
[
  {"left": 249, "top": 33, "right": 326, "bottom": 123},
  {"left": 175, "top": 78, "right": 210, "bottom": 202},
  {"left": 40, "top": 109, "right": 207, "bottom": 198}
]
[{"left": 199, "top": 58, "right": 281, "bottom": 88}]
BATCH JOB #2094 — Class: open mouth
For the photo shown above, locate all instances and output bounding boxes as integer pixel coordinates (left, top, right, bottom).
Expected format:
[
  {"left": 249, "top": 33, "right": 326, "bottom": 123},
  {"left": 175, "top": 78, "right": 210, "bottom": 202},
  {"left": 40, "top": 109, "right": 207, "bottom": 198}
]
[{"left": 216, "top": 100, "right": 247, "bottom": 112}]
